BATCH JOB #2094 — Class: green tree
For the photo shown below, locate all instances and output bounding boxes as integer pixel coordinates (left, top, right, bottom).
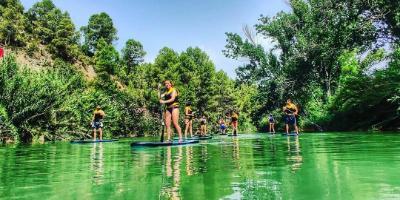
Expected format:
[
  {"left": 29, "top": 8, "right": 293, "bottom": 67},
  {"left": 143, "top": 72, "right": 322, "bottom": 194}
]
[
  {"left": 26, "top": 0, "right": 79, "bottom": 60},
  {"left": 186, "top": 47, "right": 216, "bottom": 114},
  {"left": 257, "top": 0, "right": 378, "bottom": 99},
  {"left": 0, "top": 55, "right": 84, "bottom": 142},
  {"left": 122, "top": 39, "right": 146, "bottom": 75},
  {"left": 153, "top": 47, "right": 180, "bottom": 84},
  {"left": 81, "top": 12, "right": 117, "bottom": 56},
  {"left": 49, "top": 15, "right": 80, "bottom": 60},
  {"left": 26, "top": 0, "right": 60, "bottom": 44},
  {"left": 209, "top": 70, "right": 235, "bottom": 118},
  {"left": 94, "top": 38, "right": 120, "bottom": 75},
  {"left": 0, "top": 0, "right": 27, "bottom": 46}
]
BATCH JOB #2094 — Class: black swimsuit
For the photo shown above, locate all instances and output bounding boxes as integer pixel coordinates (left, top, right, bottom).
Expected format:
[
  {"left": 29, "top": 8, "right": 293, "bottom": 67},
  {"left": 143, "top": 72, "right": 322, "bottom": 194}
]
[{"left": 164, "top": 88, "right": 179, "bottom": 113}]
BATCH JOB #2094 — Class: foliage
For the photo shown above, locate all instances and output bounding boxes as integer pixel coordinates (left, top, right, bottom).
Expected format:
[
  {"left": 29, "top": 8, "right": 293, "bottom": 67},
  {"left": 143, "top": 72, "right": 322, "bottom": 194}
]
[
  {"left": 0, "top": 55, "right": 160, "bottom": 142},
  {"left": 94, "top": 38, "right": 119, "bottom": 75},
  {"left": 0, "top": 0, "right": 245, "bottom": 144},
  {"left": 224, "top": 0, "right": 400, "bottom": 131},
  {"left": 26, "top": 0, "right": 80, "bottom": 60},
  {"left": 0, "top": 0, "right": 27, "bottom": 46},
  {"left": 3, "top": 0, "right": 399, "bottom": 144},
  {"left": 0, "top": 55, "right": 84, "bottom": 142},
  {"left": 122, "top": 38, "right": 146, "bottom": 75},
  {"left": 0, "top": 103, "right": 18, "bottom": 143},
  {"left": 81, "top": 12, "right": 117, "bottom": 56}
]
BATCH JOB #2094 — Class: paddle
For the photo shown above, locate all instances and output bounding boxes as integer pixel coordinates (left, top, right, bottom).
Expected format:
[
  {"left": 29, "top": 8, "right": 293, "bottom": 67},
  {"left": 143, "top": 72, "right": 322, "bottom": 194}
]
[{"left": 158, "top": 83, "right": 165, "bottom": 142}]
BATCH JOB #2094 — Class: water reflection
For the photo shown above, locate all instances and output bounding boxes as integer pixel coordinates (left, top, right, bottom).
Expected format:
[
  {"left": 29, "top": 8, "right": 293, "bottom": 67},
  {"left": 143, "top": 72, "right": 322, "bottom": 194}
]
[
  {"left": 232, "top": 137, "right": 240, "bottom": 169},
  {"left": 90, "top": 143, "right": 104, "bottom": 184},
  {"left": 286, "top": 136, "right": 303, "bottom": 172},
  {"left": 160, "top": 146, "right": 183, "bottom": 199},
  {"left": 3, "top": 133, "right": 400, "bottom": 199},
  {"left": 185, "top": 146, "right": 194, "bottom": 176},
  {"left": 199, "top": 144, "right": 208, "bottom": 173}
]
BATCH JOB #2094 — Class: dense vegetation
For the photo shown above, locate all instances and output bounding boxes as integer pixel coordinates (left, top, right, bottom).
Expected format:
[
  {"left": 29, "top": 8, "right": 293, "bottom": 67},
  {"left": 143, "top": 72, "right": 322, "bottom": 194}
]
[
  {"left": 224, "top": 0, "right": 400, "bottom": 131},
  {"left": 0, "top": 0, "right": 246, "bottom": 143},
  {"left": 0, "top": 0, "right": 399, "bottom": 143}
]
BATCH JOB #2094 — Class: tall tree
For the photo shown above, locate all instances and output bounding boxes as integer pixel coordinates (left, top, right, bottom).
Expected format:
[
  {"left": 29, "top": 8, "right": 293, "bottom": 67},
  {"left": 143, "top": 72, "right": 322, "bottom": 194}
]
[
  {"left": 26, "top": 0, "right": 79, "bottom": 60},
  {"left": 94, "top": 38, "right": 119, "bottom": 75},
  {"left": 26, "top": 0, "right": 59, "bottom": 44},
  {"left": 0, "top": 0, "right": 27, "bottom": 46},
  {"left": 81, "top": 12, "right": 117, "bottom": 56},
  {"left": 121, "top": 39, "right": 146, "bottom": 74},
  {"left": 49, "top": 15, "right": 80, "bottom": 60},
  {"left": 257, "top": 0, "right": 378, "bottom": 98},
  {"left": 153, "top": 47, "right": 180, "bottom": 84}
]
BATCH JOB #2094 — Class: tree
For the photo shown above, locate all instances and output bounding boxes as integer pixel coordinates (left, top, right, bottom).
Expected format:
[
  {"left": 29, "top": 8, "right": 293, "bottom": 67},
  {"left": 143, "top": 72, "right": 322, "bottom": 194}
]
[
  {"left": 121, "top": 39, "right": 146, "bottom": 74},
  {"left": 26, "top": 0, "right": 59, "bottom": 44},
  {"left": 94, "top": 38, "right": 119, "bottom": 75},
  {"left": 0, "top": 0, "right": 27, "bottom": 46},
  {"left": 153, "top": 47, "right": 180, "bottom": 83},
  {"left": 49, "top": 14, "right": 80, "bottom": 60},
  {"left": 81, "top": 12, "right": 117, "bottom": 56},
  {"left": 185, "top": 47, "right": 216, "bottom": 114},
  {"left": 26, "top": 0, "right": 79, "bottom": 60},
  {"left": 223, "top": 0, "right": 398, "bottom": 130}
]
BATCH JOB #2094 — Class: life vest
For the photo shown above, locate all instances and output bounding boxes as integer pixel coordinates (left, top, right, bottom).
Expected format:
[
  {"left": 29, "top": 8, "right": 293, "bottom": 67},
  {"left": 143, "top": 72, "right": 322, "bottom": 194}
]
[
  {"left": 94, "top": 110, "right": 104, "bottom": 122},
  {"left": 185, "top": 106, "right": 193, "bottom": 119},
  {"left": 186, "top": 106, "right": 192, "bottom": 115},
  {"left": 232, "top": 113, "right": 238, "bottom": 121},
  {"left": 285, "top": 103, "right": 297, "bottom": 114},
  {"left": 164, "top": 87, "right": 179, "bottom": 108}
]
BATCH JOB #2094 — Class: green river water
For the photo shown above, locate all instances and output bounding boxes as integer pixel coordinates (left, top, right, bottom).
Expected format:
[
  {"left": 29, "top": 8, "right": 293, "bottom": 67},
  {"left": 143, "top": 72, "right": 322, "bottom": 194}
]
[{"left": 1, "top": 133, "right": 400, "bottom": 200}]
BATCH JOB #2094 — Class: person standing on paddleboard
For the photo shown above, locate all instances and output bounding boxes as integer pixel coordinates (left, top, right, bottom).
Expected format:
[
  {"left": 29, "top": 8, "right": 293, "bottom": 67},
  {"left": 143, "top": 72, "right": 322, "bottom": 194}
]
[
  {"left": 160, "top": 80, "right": 183, "bottom": 142},
  {"left": 268, "top": 114, "right": 276, "bottom": 134},
  {"left": 184, "top": 101, "right": 194, "bottom": 138},
  {"left": 92, "top": 106, "right": 105, "bottom": 140},
  {"left": 231, "top": 110, "right": 239, "bottom": 136},
  {"left": 283, "top": 99, "right": 299, "bottom": 135},
  {"left": 219, "top": 118, "right": 227, "bottom": 135}
]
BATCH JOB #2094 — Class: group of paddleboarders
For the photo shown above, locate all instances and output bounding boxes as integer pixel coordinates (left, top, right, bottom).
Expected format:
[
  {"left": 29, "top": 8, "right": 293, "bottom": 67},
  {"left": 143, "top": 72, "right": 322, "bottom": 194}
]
[
  {"left": 184, "top": 103, "right": 239, "bottom": 137},
  {"left": 90, "top": 80, "right": 300, "bottom": 141},
  {"left": 159, "top": 80, "right": 241, "bottom": 142}
]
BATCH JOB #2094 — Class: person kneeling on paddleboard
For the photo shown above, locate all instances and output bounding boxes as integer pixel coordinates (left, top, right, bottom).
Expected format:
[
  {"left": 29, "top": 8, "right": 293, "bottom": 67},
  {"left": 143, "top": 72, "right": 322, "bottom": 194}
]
[{"left": 92, "top": 106, "right": 105, "bottom": 140}]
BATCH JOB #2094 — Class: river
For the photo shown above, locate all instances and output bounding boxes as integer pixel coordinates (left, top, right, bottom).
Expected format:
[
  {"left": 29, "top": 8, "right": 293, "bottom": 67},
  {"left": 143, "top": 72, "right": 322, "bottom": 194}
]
[{"left": 1, "top": 133, "right": 400, "bottom": 199}]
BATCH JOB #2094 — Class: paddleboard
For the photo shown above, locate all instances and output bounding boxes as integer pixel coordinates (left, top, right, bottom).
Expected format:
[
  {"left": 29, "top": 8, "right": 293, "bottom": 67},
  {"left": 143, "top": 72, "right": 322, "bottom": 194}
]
[
  {"left": 281, "top": 133, "right": 299, "bottom": 136},
  {"left": 174, "top": 135, "right": 212, "bottom": 140},
  {"left": 131, "top": 140, "right": 199, "bottom": 147},
  {"left": 193, "top": 135, "right": 212, "bottom": 140},
  {"left": 227, "top": 134, "right": 238, "bottom": 137},
  {"left": 70, "top": 139, "right": 118, "bottom": 144}
]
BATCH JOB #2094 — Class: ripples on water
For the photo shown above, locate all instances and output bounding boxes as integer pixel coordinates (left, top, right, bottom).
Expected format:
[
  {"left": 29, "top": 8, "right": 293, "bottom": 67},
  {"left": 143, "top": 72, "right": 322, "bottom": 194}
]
[{"left": 1, "top": 133, "right": 400, "bottom": 199}]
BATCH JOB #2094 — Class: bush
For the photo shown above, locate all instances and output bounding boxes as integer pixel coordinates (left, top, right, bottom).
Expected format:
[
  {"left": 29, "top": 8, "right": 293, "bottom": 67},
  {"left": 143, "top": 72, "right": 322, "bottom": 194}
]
[
  {"left": 0, "top": 103, "right": 18, "bottom": 143},
  {"left": 0, "top": 55, "right": 84, "bottom": 142}
]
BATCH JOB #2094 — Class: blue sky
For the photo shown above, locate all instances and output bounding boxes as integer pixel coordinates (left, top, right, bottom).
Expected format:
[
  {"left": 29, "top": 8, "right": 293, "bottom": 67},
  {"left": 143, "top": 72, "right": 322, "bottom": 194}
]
[{"left": 20, "top": 0, "right": 289, "bottom": 78}]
